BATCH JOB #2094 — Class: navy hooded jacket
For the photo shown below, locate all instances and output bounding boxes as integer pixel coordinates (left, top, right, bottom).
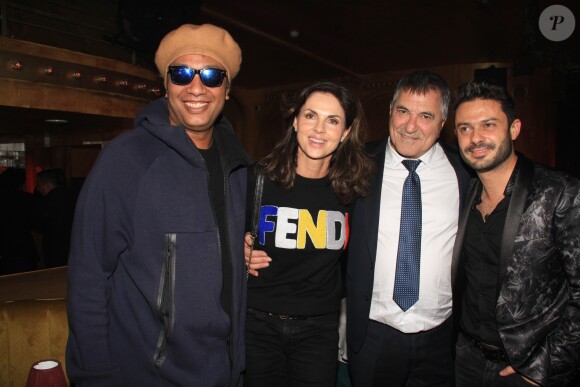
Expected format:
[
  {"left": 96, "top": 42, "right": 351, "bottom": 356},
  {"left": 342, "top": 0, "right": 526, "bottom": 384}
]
[{"left": 66, "top": 98, "right": 250, "bottom": 386}]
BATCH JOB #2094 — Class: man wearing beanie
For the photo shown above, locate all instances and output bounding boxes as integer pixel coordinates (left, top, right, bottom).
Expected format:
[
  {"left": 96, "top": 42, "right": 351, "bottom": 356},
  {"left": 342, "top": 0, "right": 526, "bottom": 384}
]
[{"left": 66, "top": 24, "right": 250, "bottom": 386}]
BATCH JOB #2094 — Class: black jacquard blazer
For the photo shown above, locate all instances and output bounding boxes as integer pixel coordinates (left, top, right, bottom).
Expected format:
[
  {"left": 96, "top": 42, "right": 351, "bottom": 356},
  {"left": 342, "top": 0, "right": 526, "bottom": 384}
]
[{"left": 452, "top": 154, "right": 580, "bottom": 386}]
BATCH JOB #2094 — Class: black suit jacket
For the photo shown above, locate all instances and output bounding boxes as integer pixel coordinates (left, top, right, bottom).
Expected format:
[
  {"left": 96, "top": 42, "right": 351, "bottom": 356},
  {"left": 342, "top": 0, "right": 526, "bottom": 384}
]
[{"left": 346, "top": 139, "right": 472, "bottom": 353}]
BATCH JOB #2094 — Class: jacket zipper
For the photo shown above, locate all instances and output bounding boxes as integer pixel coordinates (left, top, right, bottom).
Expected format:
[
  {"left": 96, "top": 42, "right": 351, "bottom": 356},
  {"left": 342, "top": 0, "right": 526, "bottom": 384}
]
[
  {"left": 153, "top": 233, "right": 176, "bottom": 368},
  {"left": 221, "top": 169, "right": 234, "bottom": 369}
]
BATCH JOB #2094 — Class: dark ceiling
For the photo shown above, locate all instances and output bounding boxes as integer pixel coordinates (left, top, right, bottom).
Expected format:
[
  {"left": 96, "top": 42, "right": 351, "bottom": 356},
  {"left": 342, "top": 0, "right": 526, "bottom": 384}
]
[
  {"left": 0, "top": 0, "right": 579, "bottom": 138},
  {"left": 119, "top": 0, "right": 580, "bottom": 89}
]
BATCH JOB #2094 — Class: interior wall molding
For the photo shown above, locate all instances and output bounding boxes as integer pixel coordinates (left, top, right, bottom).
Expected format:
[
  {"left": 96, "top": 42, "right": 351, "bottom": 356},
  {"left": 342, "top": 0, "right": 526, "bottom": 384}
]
[{"left": 0, "top": 49, "right": 162, "bottom": 99}]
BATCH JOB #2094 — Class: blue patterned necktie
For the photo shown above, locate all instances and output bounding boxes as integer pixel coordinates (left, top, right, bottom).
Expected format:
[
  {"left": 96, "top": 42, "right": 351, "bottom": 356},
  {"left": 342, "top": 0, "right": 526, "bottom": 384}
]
[{"left": 393, "top": 159, "right": 422, "bottom": 312}]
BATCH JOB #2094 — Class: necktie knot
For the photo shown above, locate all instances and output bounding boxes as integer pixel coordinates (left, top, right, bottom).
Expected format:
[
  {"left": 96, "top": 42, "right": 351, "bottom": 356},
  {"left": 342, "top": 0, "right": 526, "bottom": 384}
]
[{"left": 402, "top": 159, "right": 421, "bottom": 173}]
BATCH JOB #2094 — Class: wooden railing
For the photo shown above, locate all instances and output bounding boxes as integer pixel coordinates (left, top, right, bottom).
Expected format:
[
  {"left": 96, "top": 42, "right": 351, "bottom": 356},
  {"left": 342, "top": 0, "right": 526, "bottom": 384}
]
[{"left": 0, "top": 267, "right": 68, "bottom": 386}]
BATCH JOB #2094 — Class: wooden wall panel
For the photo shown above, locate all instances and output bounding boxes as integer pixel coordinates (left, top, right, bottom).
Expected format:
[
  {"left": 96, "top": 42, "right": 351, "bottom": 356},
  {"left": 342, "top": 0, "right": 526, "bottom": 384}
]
[
  {"left": 6, "top": 302, "right": 50, "bottom": 384},
  {"left": 509, "top": 70, "right": 556, "bottom": 166},
  {"left": 0, "top": 79, "right": 147, "bottom": 119},
  {"left": 0, "top": 300, "right": 68, "bottom": 387},
  {"left": 0, "top": 269, "right": 68, "bottom": 386},
  {"left": 48, "top": 301, "right": 68, "bottom": 362},
  {"left": 0, "top": 307, "right": 8, "bottom": 387},
  {"left": 69, "top": 146, "right": 102, "bottom": 178},
  {"left": 357, "top": 77, "right": 400, "bottom": 143},
  {"left": 2, "top": 0, "right": 138, "bottom": 67},
  {"left": 233, "top": 85, "right": 288, "bottom": 161}
]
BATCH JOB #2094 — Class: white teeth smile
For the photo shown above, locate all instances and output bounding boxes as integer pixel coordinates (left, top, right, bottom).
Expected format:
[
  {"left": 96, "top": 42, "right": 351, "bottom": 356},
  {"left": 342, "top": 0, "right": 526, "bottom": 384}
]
[
  {"left": 310, "top": 138, "right": 325, "bottom": 144},
  {"left": 185, "top": 102, "right": 207, "bottom": 108}
]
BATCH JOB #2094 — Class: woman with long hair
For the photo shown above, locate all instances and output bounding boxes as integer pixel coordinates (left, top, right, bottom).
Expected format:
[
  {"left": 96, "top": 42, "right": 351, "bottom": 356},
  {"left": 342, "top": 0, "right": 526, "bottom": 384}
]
[{"left": 244, "top": 81, "right": 374, "bottom": 386}]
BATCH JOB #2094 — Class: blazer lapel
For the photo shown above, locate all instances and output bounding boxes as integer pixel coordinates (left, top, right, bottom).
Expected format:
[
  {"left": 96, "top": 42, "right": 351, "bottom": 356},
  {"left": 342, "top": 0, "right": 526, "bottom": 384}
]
[
  {"left": 452, "top": 178, "right": 478, "bottom": 286},
  {"left": 497, "top": 156, "right": 534, "bottom": 294},
  {"left": 365, "top": 145, "right": 387, "bottom": 265}
]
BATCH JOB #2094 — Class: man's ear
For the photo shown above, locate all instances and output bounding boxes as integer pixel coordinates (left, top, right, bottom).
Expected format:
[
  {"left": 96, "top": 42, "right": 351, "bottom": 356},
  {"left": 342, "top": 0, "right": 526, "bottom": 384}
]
[{"left": 510, "top": 119, "right": 521, "bottom": 140}]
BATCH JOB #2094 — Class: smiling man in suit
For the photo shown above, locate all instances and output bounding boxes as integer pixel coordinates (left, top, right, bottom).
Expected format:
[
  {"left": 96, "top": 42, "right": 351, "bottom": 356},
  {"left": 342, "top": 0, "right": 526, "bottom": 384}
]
[{"left": 346, "top": 70, "right": 471, "bottom": 387}]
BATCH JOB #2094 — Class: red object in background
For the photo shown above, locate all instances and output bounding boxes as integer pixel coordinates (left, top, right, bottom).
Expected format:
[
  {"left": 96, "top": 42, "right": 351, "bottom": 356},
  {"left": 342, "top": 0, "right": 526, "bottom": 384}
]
[
  {"left": 25, "top": 360, "right": 67, "bottom": 387},
  {"left": 25, "top": 154, "right": 38, "bottom": 193}
]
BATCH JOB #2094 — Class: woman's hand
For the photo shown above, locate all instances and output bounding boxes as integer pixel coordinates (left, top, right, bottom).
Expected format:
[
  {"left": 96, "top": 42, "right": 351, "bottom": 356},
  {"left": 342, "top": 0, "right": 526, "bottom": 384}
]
[{"left": 244, "top": 232, "right": 271, "bottom": 277}]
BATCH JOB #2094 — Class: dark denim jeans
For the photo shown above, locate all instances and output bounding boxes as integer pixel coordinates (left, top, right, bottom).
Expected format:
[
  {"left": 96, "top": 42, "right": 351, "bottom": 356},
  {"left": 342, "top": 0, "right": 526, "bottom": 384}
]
[
  {"left": 245, "top": 308, "right": 339, "bottom": 387},
  {"left": 455, "top": 332, "right": 536, "bottom": 386}
]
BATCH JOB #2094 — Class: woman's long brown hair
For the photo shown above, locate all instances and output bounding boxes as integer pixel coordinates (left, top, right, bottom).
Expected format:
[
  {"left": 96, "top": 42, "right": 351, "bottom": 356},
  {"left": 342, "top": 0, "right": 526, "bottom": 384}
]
[{"left": 259, "top": 81, "right": 375, "bottom": 204}]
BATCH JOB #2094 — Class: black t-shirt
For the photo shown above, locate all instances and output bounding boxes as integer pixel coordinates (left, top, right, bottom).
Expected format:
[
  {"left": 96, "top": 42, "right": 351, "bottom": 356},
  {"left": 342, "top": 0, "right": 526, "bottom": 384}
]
[
  {"left": 198, "top": 142, "right": 232, "bottom": 320},
  {"left": 247, "top": 174, "right": 350, "bottom": 316}
]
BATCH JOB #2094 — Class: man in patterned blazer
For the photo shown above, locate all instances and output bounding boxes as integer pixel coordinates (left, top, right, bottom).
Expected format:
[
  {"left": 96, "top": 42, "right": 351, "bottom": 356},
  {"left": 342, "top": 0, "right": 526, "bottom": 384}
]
[{"left": 452, "top": 79, "right": 580, "bottom": 386}]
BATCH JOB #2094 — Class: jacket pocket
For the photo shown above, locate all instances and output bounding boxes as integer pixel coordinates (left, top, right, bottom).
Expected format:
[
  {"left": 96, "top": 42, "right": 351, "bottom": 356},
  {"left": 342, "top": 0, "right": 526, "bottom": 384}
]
[{"left": 153, "top": 233, "right": 176, "bottom": 368}]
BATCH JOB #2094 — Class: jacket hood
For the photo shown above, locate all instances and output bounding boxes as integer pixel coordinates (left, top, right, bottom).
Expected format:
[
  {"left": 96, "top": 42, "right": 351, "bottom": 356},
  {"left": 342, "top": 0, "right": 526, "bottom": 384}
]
[{"left": 134, "top": 98, "right": 250, "bottom": 170}]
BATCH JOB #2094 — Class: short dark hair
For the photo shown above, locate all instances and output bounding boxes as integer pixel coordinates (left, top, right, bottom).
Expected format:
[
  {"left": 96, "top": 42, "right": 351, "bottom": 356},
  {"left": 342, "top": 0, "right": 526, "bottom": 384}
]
[
  {"left": 390, "top": 70, "right": 450, "bottom": 119},
  {"left": 37, "top": 168, "right": 66, "bottom": 187},
  {"left": 454, "top": 79, "right": 517, "bottom": 126}
]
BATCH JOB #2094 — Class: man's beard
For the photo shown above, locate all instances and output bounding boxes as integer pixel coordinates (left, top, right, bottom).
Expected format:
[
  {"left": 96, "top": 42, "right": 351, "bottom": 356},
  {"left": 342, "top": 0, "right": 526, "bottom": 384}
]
[{"left": 461, "top": 135, "right": 513, "bottom": 173}]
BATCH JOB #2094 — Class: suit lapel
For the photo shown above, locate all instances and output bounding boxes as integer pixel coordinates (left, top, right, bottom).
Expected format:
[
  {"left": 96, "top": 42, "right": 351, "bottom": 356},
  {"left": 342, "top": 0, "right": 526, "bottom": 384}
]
[
  {"left": 452, "top": 178, "right": 478, "bottom": 286},
  {"left": 497, "top": 156, "right": 534, "bottom": 294},
  {"left": 440, "top": 143, "right": 475, "bottom": 287},
  {"left": 365, "top": 144, "right": 387, "bottom": 265},
  {"left": 441, "top": 143, "right": 472, "bottom": 208}
]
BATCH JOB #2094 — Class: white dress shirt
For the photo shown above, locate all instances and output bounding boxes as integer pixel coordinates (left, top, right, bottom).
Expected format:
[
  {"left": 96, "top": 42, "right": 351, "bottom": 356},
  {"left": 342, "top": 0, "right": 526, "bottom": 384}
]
[{"left": 369, "top": 139, "right": 459, "bottom": 333}]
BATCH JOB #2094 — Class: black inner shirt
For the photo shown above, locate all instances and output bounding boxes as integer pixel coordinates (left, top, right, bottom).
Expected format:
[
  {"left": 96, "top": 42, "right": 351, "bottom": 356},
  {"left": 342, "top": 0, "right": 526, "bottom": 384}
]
[
  {"left": 460, "top": 188, "right": 511, "bottom": 347},
  {"left": 197, "top": 141, "right": 232, "bottom": 321}
]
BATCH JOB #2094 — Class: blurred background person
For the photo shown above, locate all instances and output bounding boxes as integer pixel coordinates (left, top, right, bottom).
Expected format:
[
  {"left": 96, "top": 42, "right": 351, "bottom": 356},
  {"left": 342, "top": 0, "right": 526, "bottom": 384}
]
[
  {"left": 0, "top": 167, "right": 39, "bottom": 274},
  {"left": 35, "top": 168, "right": 74, "bottom": 268}
]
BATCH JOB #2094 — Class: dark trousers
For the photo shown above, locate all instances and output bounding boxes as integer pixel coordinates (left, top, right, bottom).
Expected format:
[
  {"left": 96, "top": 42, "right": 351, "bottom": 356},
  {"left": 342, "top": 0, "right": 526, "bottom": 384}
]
[
  {"left": 455, "top": 333, "right": 534, "bottom": 387},
  {"left": 245, "top": 308, "right": 339, "bottom": 387},
  {"left": 348, "top": 318, "right": 453, "bottom": 387}
]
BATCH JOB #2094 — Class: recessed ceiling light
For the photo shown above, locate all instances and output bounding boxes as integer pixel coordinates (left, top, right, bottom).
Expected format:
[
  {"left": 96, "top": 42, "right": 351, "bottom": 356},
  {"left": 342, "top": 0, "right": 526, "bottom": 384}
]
[
  {"left": 45, "top": 119, "right": 68, "bottom": 124},
  {"left": 289, "top": 29, "right": 300, "bottom": 38}
]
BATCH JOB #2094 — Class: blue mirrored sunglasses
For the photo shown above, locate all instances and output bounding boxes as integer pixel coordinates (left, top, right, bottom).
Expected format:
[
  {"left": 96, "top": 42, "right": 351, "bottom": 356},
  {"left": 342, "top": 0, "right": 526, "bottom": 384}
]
[{"left": 167, "top": 66, "right": 227, "bottom": 87}]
